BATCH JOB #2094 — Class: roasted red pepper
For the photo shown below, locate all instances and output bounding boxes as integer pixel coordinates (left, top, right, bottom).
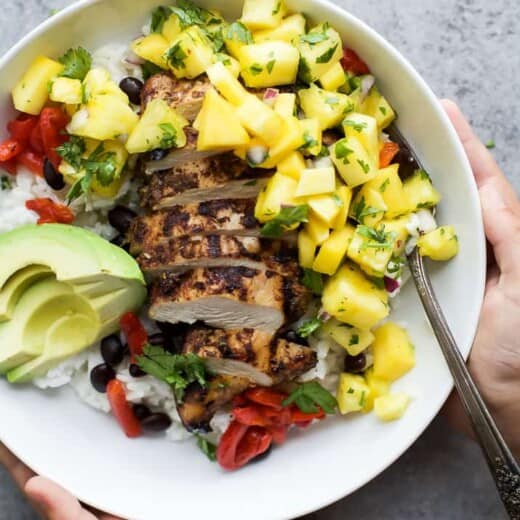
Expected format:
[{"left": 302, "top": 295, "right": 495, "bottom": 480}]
[
  {"left": 17, "top": 150, "right": 44, "bottom": 176},
  {"left": 120, "top": 312, "right": 148, "bottom": 360},
  {"left": 0, "top": 139, "right": 23, "bottom": 162},
  {"left": 341, "top": 48, "right": 371, "bottom": 75},
  {"left": 39, "top": 108, "right": 70, "bottom": 169},
  {"left": 0, "top": 158, "right": 17, "bottom": 175},
  {"left": 107, "top": 379, "right": 142, "bottom": 438},
  {"left": 7, "top": 115, "right": 38, "bottom": 144},
  {"left": 25, "top": 198, "right": 74, "bottom": 224},
  {"left": 244, "top": 387, "right": 285, "bottom": 410},
  {"left": 379, "top": 141, "right": 400, "bottom": 168}
]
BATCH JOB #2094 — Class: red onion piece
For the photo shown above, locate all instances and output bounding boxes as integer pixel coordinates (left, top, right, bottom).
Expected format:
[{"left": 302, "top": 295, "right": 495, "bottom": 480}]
[{"left": 384, "top": 276, "right": 400, "bottom": 293}]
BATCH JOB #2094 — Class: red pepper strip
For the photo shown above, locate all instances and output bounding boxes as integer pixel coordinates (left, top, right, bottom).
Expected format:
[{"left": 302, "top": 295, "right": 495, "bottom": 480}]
[
  {"left": 17, "top": 150, "right": 44, "bottom": 176},
  {"left": 232, "top": 394, "right": 249, "bottom": 408},
  {"left": 30, "top": 124, "right": 44, "bottom": 155},
  {"left": 244, "top": 387, "right": 287, "bottom": 410},
  {"left": 262, "top": 406, "right": 293, "bottom": 427},
  {"left": 379, "top": 141, "right": 400, "bottom": 168},
  {"left": 291, "top": 408, "right": 326, "bottom": 424},
  {"left": 233, "top": 406, "right": 271, "bottom": 427},
  {"left": 107, "top": 379, "right": 142, "bottom": 438},
  {"left": 7, "top": 115, "right": 39, "bottom": 143},
  {"left": 0, "top": 159, "right": 17, "bottom": 175},
  {"left": 269, "top": 425, "right": 288, "bottom": 445},
  {"left": 341, "top": 48, "right": 370, "bottom": 75},
  {"left": 39, "top": 108, "right": 70, "bottom": 169},
  {"left": 120, "top": 312, "right": 148, "bottom": 360},
  {"left": 25, "top": 198, "right": 75, "bottom": 225},
  {"left": 0, "top": 139, "right": 23, "bottom": 162}
]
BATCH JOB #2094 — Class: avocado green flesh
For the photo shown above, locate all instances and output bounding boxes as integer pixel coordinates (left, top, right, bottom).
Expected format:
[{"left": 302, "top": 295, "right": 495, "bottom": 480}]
[{"left": 0, "top": 265, "right": 52, "bottom": 322}]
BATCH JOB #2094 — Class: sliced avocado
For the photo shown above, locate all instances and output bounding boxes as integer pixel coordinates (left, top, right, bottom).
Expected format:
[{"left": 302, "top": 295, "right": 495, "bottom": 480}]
[
  {"left": 8, "top": 313, "right": 97, "bottom": 383},
  {"left": 72, "top": 275, "right": 132, "bottom": 298},
  {"left": 0, "top": 265, "right": 51, "bottom": 322},
  {"left": 89, "top": 282, "right": 145, "bottom": 323}
]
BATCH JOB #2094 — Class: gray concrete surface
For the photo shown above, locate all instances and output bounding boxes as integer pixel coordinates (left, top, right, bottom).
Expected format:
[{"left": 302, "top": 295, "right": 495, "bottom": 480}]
[{"left": 1, "top": 0, "right": 519, "bottom": 519}]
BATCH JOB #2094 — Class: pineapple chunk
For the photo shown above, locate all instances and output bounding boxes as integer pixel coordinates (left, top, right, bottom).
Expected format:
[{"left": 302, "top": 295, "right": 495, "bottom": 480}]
[
  {"left": 82, "top": 68, "right": 128, "bottom": 104},
  {"left": 224, "top": 21, "right": 255, "bottom": 59},
  {"left": 273, "top": 93, "right": 296, "bottom": 118},
  {"left": 164, "top": 27, "right": 215, "bottom": 79},
  {"left": 305, "top": 215, "right": 330, "bottom": 245},
  {"left": 322, "top": 318, "right": 374, "bottom": 356},
  {"left": 206, "top": 62, "right": 248, "bottom": 105},
  {"left": 296, "top": 23, "right": 343, "bottom": 84},
  {"left": 126, "top": 98, "right": 188, "bottom": 154},
  {"left": 330, "top": 136, "right": 378, "bottom": 188},
  {"left": 313, "top": 226, "right": 355, "bottom": 276},
  {"left": 295, "top": 167, "right": 336, "bottom": 197},
  {"left": 132, "top": 34, "right": 169, "bottom": 69},
  {"left": 162, "top": 14, "right": 182, "bottom": 42},
  {"left": 260, "top": 116, "right": 305, "bottom": 168},
  {"left": 12, "top": 56, "right": 63, "bottom": 115},
  {"left": 298, "top": 231, "right": 317, "bottom": 268},
  {"left": 417, "top": 226, "right": 459, "bottom": 261},
  {"left": 241, "top": 0, "right": 287, "bottom": 30},
  {"left": 215, "top": 54, "right": 241, "bottom": 77},
  {"left": 298, "top": 84, "right": 354, "bottom": 130},
  {"left": 361, "top": 87, "right": 396, "bottom": 129},
  {"left": 193, "top": 89, "right": 249, "bottom": 152},
  {"left": 332, "top": 185, "right": 353, "bottom": 230},
  {"left": 347, "top": 224, "right": 397, "bottom": 277},
  {"left": 67, "top": 96, "right": 138, "bottom": 141},
  {"left": 374, "top": 393, "right": 411, "bottom": 422},
  {"left": 380, "top": 215, "right": 411, "bottom": 255},
  {"left": 372, "top": 322, "right": 415, "bottom": 382},
  {"left": 277, "top": 151, "right": 306, "bottom": 180},
  {"left": 91, "top": 140, "right": 128, "bottom": 198},
  {"left": 342, "top": 113, "right": 379, "bottom": 163},
  {"left": 337, "top": 373, "right": 371, "bottom": 415},
  {"left": 254, "top": 14, "right": 306, "bottom": 43},
  {"left": 363, "top": 367, "right": 391, "bottom": 412},
  {"left": 235, "top": 94, "right": 284, "bottom": 146},
  {"left": 299, "top": 119, "right": 322, "bottom": 156},
  {"left": 350, "top": 188, "right": 387, "bottom": 227},
  {"left": 320, "top": 62, "right": 347, "bottom": 92},
  {"left": 254, "top": 172, "right": 297, "bottom": 222},
  {"left": 238, "top": 41, "right": 299, "bottom": 88},
  {"left": 49, "top": 77, "right": 82, "bottom": 105},
  {"left": 403, "top": 169, "right": 441, "bottom": 211},
  {"left": 308, "top": 194, "right": 342, "bottom": 226},
  {"left": 322, "top": 263, "right": 389, "bottom": 329}
]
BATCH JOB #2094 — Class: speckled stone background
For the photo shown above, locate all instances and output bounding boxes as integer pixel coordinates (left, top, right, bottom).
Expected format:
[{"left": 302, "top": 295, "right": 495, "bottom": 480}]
[{"left": 0, "top": 1, "right": 518, "bottom": 519}]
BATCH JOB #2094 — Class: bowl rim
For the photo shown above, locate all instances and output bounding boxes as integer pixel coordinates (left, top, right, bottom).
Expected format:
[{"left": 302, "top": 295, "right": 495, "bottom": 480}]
[{"left": 0, "top": 0, "right": 486, "bottom": 518}]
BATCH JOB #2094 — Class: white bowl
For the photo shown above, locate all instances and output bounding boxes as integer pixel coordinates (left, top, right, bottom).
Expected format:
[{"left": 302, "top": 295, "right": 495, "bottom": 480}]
[{"left": 0, "top": 1, "right": 485, "bottom": 519}]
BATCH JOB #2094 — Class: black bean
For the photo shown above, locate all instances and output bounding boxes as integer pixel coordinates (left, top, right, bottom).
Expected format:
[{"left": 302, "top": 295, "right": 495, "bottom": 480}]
[
  {"left": 149, "top": 148, "right": 168, "bottom": 161},
  {"left": 155, "top": 321, "right": 190, "bottom": 353},
  {"left": 250, "top": 445, "right": 273, "bottom": 464},
  {"left": 282, "top": 329, "right": 309, "bottom": 346},
  {"left": 119, "top": 77, "right": 144, "bottom": 105},
  {"left": 129, "top": 363, "right": 146, "bottom": 378},
  {"left": 90, "top": 363, "right": 116, "bottom": 393},
  {"left": 43, "top": 159, "right": 65, "bottom": 190},
  {"left": 108, "top": 205, "right": 137, "bottom": 234},
  {"left": 141, "top": 413, "right": 172, "bottom": 432},
  {"left": 100, "top": 335, "right": 125, "bottom": 366},
  {"left": 132, "top": 404, "right": 152, "bottom": 422},
  {"left": 344, "top": 353, "right": 367, "bottom": 374},
  {"left": 148, "top": 332, "right": 165, "bottom": 347}
]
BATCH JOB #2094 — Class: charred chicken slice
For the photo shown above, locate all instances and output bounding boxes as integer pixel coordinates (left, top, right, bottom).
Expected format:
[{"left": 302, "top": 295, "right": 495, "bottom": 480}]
[{"left": 149, "top": 267, "right": 310, "bottom": 333}]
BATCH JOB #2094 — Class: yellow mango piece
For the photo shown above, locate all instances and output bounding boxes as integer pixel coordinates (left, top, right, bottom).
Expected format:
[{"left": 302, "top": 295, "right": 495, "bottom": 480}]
[
  {"left": 277, "top": 151, "right": 306, "bottom": 180},
  {"left": 254, "top": 172, "right": 298, "bottom": 222},
  {"left": 298, "top": 231, "right": 317, "bottom": 269},
  {"left": 332, "top": 185, "right": 353, "bottom": 230},
  {"left": 342, "top": 113, "right": 379, "bottom": 164},
  {"left": 132, "top": 34, "right": 169, "bottom": 69},
  {"left": 162, "top": 14, "right": 182, "bottom": 42},
  {"left": 337, "top": 373, "right": 371, "bottom": 415},
  {"left": 241, "top": 0, "right": 287, "bottom": 30},
  {"left": 273, "top": 93, "right": 296, "bottom": 118},
  {"left": 322, "top": 263, "right": 389, "bottom": 329},
  {"left": 295, "top": 167, "right": 336, "bottom": 197},
  {"left": 312, "top": 226, "right": 354, "bottom": 276},
  {"left": 350, "top": 187, "right": 387, "bottom": 227},
  {"left": 12, "top": 56, "right": 63, "bottom": 115},
  {"left": 380, "top": 215, "right": 411, "bottom": 255},
  {"left": 417, "top": 226, "right": 459, "bottom": 261},
  {"left": 224, "top": 21, "right": 254, "bottom": 59},
  {"left": 372, "top": 322, "right": 415, "bottom": 382},
  {"left": 319, "top": 62, "right": 347, "bottom": 92},
  {"left": 308, "top": 194, "right": 342, "bottom": 226},
  {"left": 49, "top": 77, "right": 83, "bottom": 105},
  {"left": 305, "top": 215, "right": 330, "bottom": 245},
  {"left": 299, "top": 118, "right": 322, "bottom": 156},
  {"left": 322, "top": 318, "right": 374, "bottom": 356},
  {"left": 194, "top": 89, "right": 250, "bottom": 152},
  {"left": 374, "top": 393, "right": 411, "bottom": 422},
  {"left": 254, "top": 14, "right": 306, "bottom": 43},
  {"left": 260, "top": 116, "right": 305, "bottom": 168},
  {"left": 215, "top": 54, "right": 241, "bottom": 77},
  {"left": 361, "top": 86, "right": 396, "bottom": 129},
  {"left": 82, "top": 68, "right": 128, "bottom": 105},
  {"left": 363, "top": 367, "right": 391, "bottom": 412},
  {"left": 206, "top": 62, "right": 248, "bottom": 105},
  {"left": 403, "top": 169, "right": 441, "bottom": 211}
]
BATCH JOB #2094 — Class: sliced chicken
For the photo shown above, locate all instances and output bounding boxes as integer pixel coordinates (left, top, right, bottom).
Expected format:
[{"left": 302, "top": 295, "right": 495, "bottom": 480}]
[
  {"left": 137, "top": 235, "right": 300, "bottom": 277},
  {"left": 141, "top": 73, "right": 211, "bottom": 123},
  {"left": 128, "top": 198, "right": 258, "bottom": 254},
  {"left": 149, "top": 267, "right": 310, "bottom": 332},
  {"left": 183, "top": 327, "right": 317, "bottom": 386},
  {"left": 141, "top": 153, "right": 268, "bottom": 209}
]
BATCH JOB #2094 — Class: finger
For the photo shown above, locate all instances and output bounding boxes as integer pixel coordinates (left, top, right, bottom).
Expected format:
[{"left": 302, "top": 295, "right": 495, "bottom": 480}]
[
  {"left": 0, "top": 444, "right": 35, "bottom": 490},
  {"left": 25, "top": 476, "right": 97, "bottom": 520}
]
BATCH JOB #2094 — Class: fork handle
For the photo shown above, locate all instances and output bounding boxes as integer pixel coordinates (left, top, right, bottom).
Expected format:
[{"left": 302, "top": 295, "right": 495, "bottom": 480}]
[{"left": 408, "top": 249, "right": 520, "bottom": 518}]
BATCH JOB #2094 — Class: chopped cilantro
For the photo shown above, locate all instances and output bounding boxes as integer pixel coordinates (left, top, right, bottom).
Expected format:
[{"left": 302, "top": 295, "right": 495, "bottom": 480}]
[
  {"left": 301, "top": 268, "right": 324, "bottom": 295},
  {"left": 196, "top": 435, "right": 217, "bottom": 461},
  {"left": 359, "top": 391, "right": 366, "bottom": 407},
  {"left": 260, "top": 204, "right": 309, "bottom": 238},
  {"left": 343, "top": 119, "right": 367, "bottom": 132},
  {"left": 299, "top": 23, "right": 330, "bottom": 45},
  {"left": 56, "top": 136, "right": 86, "bottom": 171},
  {"left": 141, "top": 60, "right": 163, "bottom": 81},
  {"left": 299, "top": 131, "right": 318, "bottom": 151},
  {"left": 379, "top": 178, "right": 390, "bottom": 192},
  {"left": 332, "top": 193, "right": 344, "bottom": 207},
  {"left": 0, "top": 176, "right": 11, "bottom": 190},
  {"left": 349, "top": 334, "right": 359, "bottom": 346},
  {"left": 335, "top": 140, "right": 354, "bottom": 164},
  {"left": 166, "top": 42, "right": 188, "bottom": 69},
  {"left": 357, "top": 225, "right": 396, "bottom": 250},
  {"left": 379, "top": 106, "right": 387, "bottom": 116},
  {"left": 282, "top": 381, "right": 337, "bottom": 414},
  {"left": 266, "top": 59, "right": 276, "bottom": 74},
  {"left": 170, "top": 0, "right": 214, "bottom": 29},
  {"left": 158, "top": 123, "right": 177, "bottom": 149},
  {"left": 150, "top": 6, "right": 171, "bottom": 33},
  {"left": 58, "top": 47, "right": 92, "bottom": 81},
  {"left": 316, "top": 43, "right": 338, "bottom": 64},
  {"left": 272, "top": 0, "right": 282, "bottom": 15},
  {"left": 225, "top": 21, "right": 253, "bottom": 44},
  {"left": 417, "top": 169, "right": 432, "bottom": 182},
  {"left": 325, "top": 96, "right": 339, "bottom": 105},
  {"left": 351, "top": 196, "right": 382, "bottom": 223},
  {"left": 357, "top": 159, "right": 370, "bottom": 174},
  {"left": 486, "top": 139, "right": 496, "bottom": 149},
  {"left": 297, "top": 317, "right": 322, "bottom": 338},
  {"left": 249, "top": 63, "right": 263, "bottom": 76}
]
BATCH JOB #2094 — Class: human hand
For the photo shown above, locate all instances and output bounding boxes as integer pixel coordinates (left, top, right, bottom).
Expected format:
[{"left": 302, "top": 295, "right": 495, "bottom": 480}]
[
  {"left": 441, "top": 100, "right": 520, "bottom": 458},
  {"left": 0, "top": 443, "right": 123, "bottom": 520}
]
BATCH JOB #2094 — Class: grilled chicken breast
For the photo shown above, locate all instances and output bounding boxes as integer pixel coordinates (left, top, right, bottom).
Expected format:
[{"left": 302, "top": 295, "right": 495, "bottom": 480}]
[
  {"left": 137, "top": 235, "right": 300, "bottom": 277},
  {"left": 149, "top": 267, "right": 310, "bottom": 332},
  {"left": 141, "top": 153, "right": 267, "bottom": 209}
]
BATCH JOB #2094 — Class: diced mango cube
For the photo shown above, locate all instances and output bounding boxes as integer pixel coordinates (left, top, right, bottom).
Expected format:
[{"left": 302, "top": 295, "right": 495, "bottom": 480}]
[
  {"left": 215, "top": 54, "right": 241, "bottom": 77},
  {"left": 330, "top": 136, "right": 378, "bottom": 187},
  {"left": 312, "top": 226, "right": 354, "bottom": 275},
  {"left": 372, "top": 322, "right": 415, "bottom": 382},
  {"left": 299, "top": 118, "right": 322, "bottom": 156},
  {"left": 403, "top": 169, "right": 441, "bottom": 211},
  {"left": 206, "top": 62, "right": 248, "bottom": 105},
  {"left": 241, "top": 0, "right": 287, "bottom": 30},
  {"left": 337, "top": 373, "right": 371, "bottom": 415},
  {"left": 49, "top": 77, "right": 83, "bottom": 105},
  {"left": 298, "top": 231, "right": 317, "bottom": 268},
  {"left": 277, "top": 151, "right": 306, "bottom": 180},
  {"left": 322, "top": 263, "right": 389, "bottom": 329},
  {"left": 319, "top": 62, "right": 347, "bottom": 91},
  {"left": 254, "top": 173, "right": 298, "bottom": 222},
  {"left": 132, "top": 34, "right": 169, "bottom": 69},
  {"left": 374, "top": 393, "right": 411, "bottom": 422},
  {"left": 308, "top": 194, "right": 342, "bottom": 226},
  {"left": 417, "top": 226, "right": 459, "bottom": 261},
  {"left": 162, "top": 14, "right": 182, "bottom": 42},
  {"left": 273, "top": 93, "right": 296, "bottom": 118},
  {"left": 82, "top": 68, "right": 128, "bottom": 104},
  {"left": 332, "top": 185, "right": 353, "bottom": 230},
  {"left": 350, "top": 188, "right": 387, "bottom": 227},
  {"left": 380, "top": 215, "right": 411, "bottom": 255},
  {"left": 363, "top": 367, "right": 391, "bottom": 412},
  {"left": 361, "top": 87, "right": 396, "bottom": 129},
  {"left": 224, "top": 21, "right": 254, "bottom": 59},
  {"left": 322, "top": 318, "right": 374, "bottom": 356},
  {"left": 260, "top": 116, "right": 305, "bottom": 168},
  {"left": 295, "top": 167, "right": 336, "bottom": 197},
  {"left": 342, "top": 113, "right": 379, "bottom": 164},
  {"left": 305, "top": 215, "right": 330, "bottom": 245},
  {"left": 254, "top": 14, "right": 306, "bottom": 43}
]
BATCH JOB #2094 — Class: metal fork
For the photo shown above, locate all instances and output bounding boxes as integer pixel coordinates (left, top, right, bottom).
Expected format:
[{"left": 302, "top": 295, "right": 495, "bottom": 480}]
[{"left": 388, "top": 125, "right": 520, "bottom": 519}]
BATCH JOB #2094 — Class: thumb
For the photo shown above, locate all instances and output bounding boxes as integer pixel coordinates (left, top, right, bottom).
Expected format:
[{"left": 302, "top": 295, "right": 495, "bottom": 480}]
[{"left": 25, "top": 476, "right": 96, "bottom": 520}]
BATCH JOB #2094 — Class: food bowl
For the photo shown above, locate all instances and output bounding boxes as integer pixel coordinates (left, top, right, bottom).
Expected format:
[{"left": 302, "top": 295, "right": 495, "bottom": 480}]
[{"left": 0, "top": 0, "right": 485, "bottom": 518}]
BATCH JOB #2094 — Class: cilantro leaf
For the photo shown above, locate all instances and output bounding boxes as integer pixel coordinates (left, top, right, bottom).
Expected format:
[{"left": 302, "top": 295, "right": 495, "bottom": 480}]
[
  {"left": 58, "top": 47, "right": 92, "bottom": 81},
  {"left": 266, "top": 59, "right": 276, "bottom": 74},
  {"left": 299, "top": 23, "right": 330, "bottom": 45},
  {"left": 158, "top": 123, "right": 177, "bottom": 149},
  {"left": 166, "top": 42, "right": 188, "bottom": 69},
  {"left": 301, "top": 268, "right": 323, "bottom": 295},
  {"left": 316, "top": 43, "right": 338, "bottom": 64},
  {"left": 225, "top": 22, "right": 253, "bottom": 45},
  {"left": 351, "top": 196, "right": 383, "bottom": 223},
  {"left": 357, "top": 225, "right": 396, "bottom": 250},
  {"left": 170, "top": 0, "right": 215, "bottom": 29},
  {"left": 260, "top": 204, "right": 309, "bottom": 238},
  {"left": 343, "top": 119, "right": 367, "bottom": 132},
  {"left": 141, "top": 60, "right": 163, "bottom": 81},
  {"left": 84, "top": 143, "right": 118, "bottom": 187},
  {"left": 150, "top": 6, "right": 171, "bottom": 33},
  {"left": 299, "top": 131, "right": 318, "bottom": 151},
  {"left": 136, "top": 345, "right": 209, "bottom": 402},
  {"left": 196, "top": 435, "right": 217, "bottom": 461},
  {"left": 282, "top": 382, "right": 337, "bottom": 414},
  {"left": 335, "top": 140, "right": 354, "bottom": 164},
  {"left": 297, "top": 317, "right": 322, "bottom": 338},
  {"left": 56, "top": 136, "right": 86, "bottom": 170},
  {"left": 249, "top": 63, "right": 263, "bottom": 76},
  {"left": 1, "top": 176, "right": 12, "bottom": 190}
]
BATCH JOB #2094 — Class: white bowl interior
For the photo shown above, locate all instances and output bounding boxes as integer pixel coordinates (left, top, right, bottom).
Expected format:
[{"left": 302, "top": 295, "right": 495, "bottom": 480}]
[{"left": 0, "top": 1, "right": 485, "bottom": 519}]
